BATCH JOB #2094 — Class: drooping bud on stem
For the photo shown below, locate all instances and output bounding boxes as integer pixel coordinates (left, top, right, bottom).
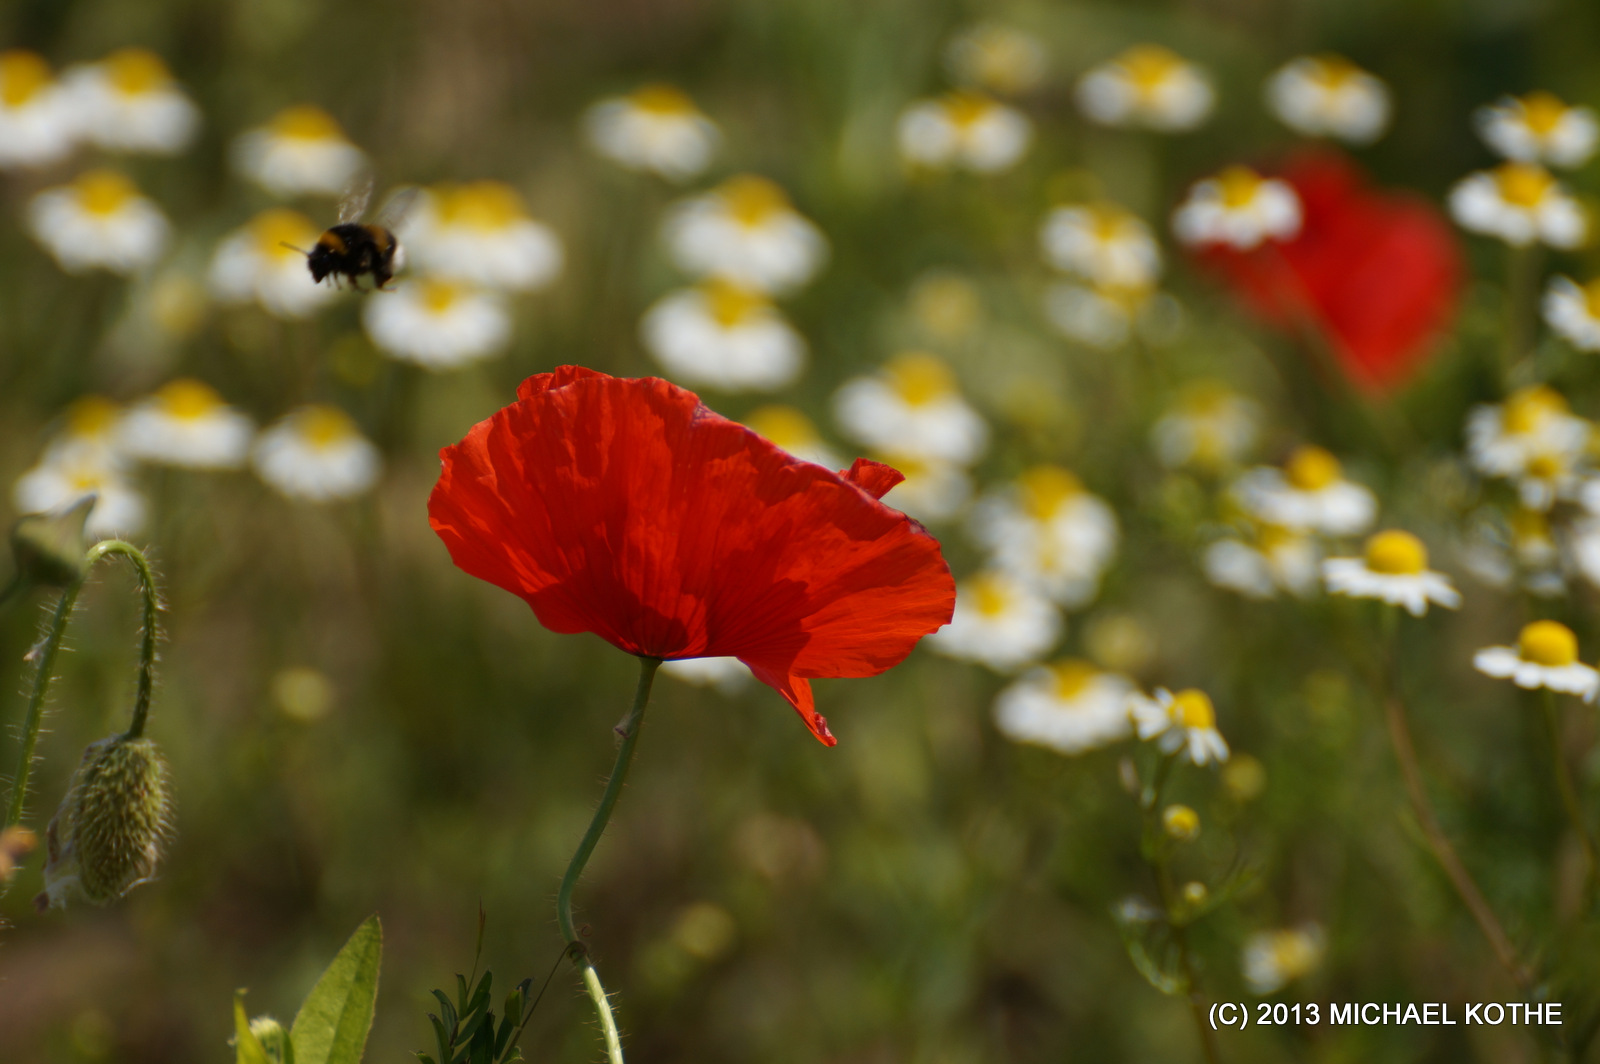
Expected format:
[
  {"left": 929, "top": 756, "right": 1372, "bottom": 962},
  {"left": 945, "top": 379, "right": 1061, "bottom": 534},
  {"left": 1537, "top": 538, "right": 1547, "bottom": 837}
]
[
  {"left": 8, "top": 495, "right": 97, "bottom": 591},
  {"left": 35, "top": 734, "right": 172, "bottom": 911}
]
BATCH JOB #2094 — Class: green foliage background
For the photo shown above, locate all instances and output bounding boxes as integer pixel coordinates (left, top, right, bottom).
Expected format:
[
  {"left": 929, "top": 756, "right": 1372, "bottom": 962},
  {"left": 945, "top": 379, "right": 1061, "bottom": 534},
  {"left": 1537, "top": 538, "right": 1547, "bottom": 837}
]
[{"left": 5, "top": 0, "right": 1600, "bottom": 1061}]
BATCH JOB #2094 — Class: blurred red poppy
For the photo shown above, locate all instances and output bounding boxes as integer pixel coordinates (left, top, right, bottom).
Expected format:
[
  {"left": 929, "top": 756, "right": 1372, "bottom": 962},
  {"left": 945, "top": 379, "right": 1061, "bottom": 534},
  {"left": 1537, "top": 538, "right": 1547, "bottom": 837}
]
[
  {"left": 428, "top": 366, "right": 956, "bottom": 746},
  {"left": 1193, "top": 152, "right": 1462, "bottom": 393}
]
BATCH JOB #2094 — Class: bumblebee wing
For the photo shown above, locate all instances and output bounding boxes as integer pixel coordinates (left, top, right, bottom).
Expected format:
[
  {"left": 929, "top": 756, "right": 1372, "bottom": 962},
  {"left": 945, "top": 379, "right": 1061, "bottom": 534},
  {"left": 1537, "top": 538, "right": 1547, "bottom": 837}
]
[
  {"left": 374, "top": 186, "right": 420, "bottom": 233},
  {"left": 337, "top": 173, "right": 375, "bottom": 224}
]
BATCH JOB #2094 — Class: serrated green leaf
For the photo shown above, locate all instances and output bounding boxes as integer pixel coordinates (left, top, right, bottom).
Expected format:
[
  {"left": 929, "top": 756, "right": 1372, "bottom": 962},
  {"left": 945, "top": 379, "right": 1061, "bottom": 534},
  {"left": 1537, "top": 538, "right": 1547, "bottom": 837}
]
[
  {"left": 290, "top": 916, "right": 383, "bottom": 1064},
  {"left": 235, "top": 993, "right": 272, "bottom": 1064}
]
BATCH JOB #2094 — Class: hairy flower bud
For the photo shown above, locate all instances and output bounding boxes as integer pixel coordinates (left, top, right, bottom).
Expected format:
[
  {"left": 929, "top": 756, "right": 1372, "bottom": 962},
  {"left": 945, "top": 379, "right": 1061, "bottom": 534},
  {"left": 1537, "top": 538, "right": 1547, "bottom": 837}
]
[
  {"left": 248, "top": 1016, "right": 291, "bottom": 1063},
  {"left": 35, "top": 735, "right": 172, "bottom": 911},
  {"left": 9, "top": 494, "right": 96, "bottom": 589}
]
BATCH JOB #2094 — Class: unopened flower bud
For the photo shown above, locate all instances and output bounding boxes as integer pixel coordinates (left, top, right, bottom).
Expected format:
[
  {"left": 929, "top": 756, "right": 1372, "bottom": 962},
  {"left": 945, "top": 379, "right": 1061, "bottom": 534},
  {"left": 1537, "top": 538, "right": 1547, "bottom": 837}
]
[
  {"left": 35, "top": 735, "right": 172, "bottom": 911},
  {"left": 1163, "top": 803, "right": 1200, "bottom": 842},
  {"left": 248, "top": 1016, "right": 290, "bottom": 1063},
  {"left": 9, "top": 495, "right": 96, "bottom": 589}
]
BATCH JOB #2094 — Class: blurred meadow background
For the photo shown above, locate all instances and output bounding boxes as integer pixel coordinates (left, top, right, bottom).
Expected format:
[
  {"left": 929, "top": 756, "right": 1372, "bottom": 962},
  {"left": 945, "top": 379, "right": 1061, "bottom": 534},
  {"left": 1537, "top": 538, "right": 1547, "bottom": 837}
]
[{"left": 6, "top": 0, "right": 1600, "bottom": 1061}]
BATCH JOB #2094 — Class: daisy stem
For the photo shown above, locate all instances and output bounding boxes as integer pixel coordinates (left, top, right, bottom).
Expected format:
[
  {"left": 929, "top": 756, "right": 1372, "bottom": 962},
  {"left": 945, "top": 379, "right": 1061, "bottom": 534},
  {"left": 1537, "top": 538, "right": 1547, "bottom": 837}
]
[
  {"left": 1540, "top": 689, "right": 1598, "bottom": 898},
  {"left": 555, "top": 655, "right": 662, "bottom": 1064},
  {"left": 1504, "top": 243, "right": 1542, "bottom": 377},
  {"left": 2, "top": 539, "right": 160, "bottom": 831}
]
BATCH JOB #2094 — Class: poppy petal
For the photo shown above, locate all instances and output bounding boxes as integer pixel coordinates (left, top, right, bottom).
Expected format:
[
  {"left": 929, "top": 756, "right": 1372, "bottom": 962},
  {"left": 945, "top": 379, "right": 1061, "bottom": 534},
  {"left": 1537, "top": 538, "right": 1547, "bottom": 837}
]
[
  {"left": 840, "top": 457, "right": 905, "bottom": 500},
  {"left": 742, "top": 662, "right": 835, "bottom": 746}
]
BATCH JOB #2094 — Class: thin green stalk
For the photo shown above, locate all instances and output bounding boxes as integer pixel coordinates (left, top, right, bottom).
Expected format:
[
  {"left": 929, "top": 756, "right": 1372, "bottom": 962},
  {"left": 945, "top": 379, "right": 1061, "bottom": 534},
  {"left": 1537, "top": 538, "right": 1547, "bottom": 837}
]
[
  {"left": 556, "top": 655, "right": 661, "bottom": 1064},
  {"left": 1504, "top": 242, "right": 1542, "bottom": 379},
  {"left": 1540, "top": 689, "right": 1597, "bottom": 898},
  {"left": 3, "top": 539, "right": 161, "bottom": 830}
]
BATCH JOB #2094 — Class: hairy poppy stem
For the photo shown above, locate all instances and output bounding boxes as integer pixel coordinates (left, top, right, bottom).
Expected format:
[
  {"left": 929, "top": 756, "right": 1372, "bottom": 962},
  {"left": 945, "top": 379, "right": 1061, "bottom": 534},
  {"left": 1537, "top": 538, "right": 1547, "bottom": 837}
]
[
  {"left": 3, "top": 540, "right": 161, "bottom": 831},
  {"left": 556, "top": 655, "right": 661, "bottom": 1064}
]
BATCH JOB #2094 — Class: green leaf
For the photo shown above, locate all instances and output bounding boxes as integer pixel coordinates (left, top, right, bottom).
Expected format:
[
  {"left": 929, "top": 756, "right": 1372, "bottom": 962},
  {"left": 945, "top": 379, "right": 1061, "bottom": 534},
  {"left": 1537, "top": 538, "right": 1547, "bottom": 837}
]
[
  {"left": 290, "top": 916, "right": 383, "bottom": 1064},
  {"left": 235, "top": 993, "right": 272, "bottom": 1064}
]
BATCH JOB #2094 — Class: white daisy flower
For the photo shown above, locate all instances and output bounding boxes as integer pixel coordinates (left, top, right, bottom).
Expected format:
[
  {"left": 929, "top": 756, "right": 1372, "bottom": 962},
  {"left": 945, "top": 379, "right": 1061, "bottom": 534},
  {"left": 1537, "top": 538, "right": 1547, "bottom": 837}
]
[
  {"left": 993, "top": 659, "right": 1135, "bottom": 754},
  {"left": 1203, "top": 525, "right": 1320, "bottom": 600},
  {"left": 252, "top": 406, "right": 381, "bottom": 501},
  {"left": 1129, "top": 687, "right": 1230, "bottom": 765},
  {"left": 1448, "top": 162, "right": 1586, "bottom": 249},
  {"left": 1040, "top": 202, "right": 1161, "bottom": 289},
  {"left": 875, "top": 454, "right": 973, "bottom": 524},
  {"left": 209, "top": 208, "right": 343, "bottom": 320},
  {"left": 1231, "top": 446, "right": 1377, "bottom": 536},
  {"left": 1043, "top": 282, "right": 1154, "bottom": 350},
  {"left": 1466, "top": 385, "right": 1591, "bottom": 510},
  {"left": 1173, "top": 166, "right": 1302, "bottom": 250},
  {"left": 1151, "top": 382, "right": 1262, "bottom": 471},
  {"left": 663, "top": 175, "right": 828, "bottom": 295},
  {"left": 41, "top": 395, "right": 130, "bottom": 471},
  {"left": 1242, "top": 925, "right": 1325, "bottom": 995},
  {"left": 14, "top": 450, "right": 145, "bottom": 538},
  {"left": 1075, "top": 44, "right": 1215, "bottom": 132},
  {"left": 1476, "top": 92, "right": 1599, "bottom": 170},
  {"left": 361, "top": 278, "right": 510, "bottom": 371},
  {"left": 1544, "top": 275, "right": 1600, "bottom": 351},
  {"left": 1474, "top": 620, "right": 1599, "bottom": 699},
  {"left": 232, "top": 105, "right": 367, "bottom": 198},
  {"left": 1323, "top": 530, "right": 1461, "bottom": 616},
  {"left": 1565, "top": 516, "right": 1600, "bottom": 592},
  {"left": 972, "top": 466, "right": 1119, "bottom": 609},
  {"left": 117, "top": 379, "right": 254, "bottom": 469},
  {"left": 1458, "top": 507, "right": 1564, "bottom": 597},
  {"left": 944, "top": 23, "right": 1048, "bottom": 96},
  {"left": 833, "top": 352, "right": 988, "bottom": 466},
  {"left": 0, "top": 50, "right": 79, "bottom": 169},
  {"left": 897, "top": 91, "right": 1033, "bottom": 173},
  {"left": 742, "top": 406, "right": 843, "bottom": 470},
  {"left": 659, "top": 656, "right": 750, "bottom": 694},
  {"left": 61, "top": 48, "right": 198, "bottom": 155},
  {"left": 27, "top": 170, "right": 169, "bottom": 274},
  {"left": 927, "top": 571, "right": 1062, "bottom": 670},
  {"left": 403, "top": 182, "right": 563, "bottom": 291},
  {"left": 1264, "top": 55, "right": 1391, "bottom": 145},
  {"left": 640, "top": 282, "right": 805, "bottom": 392},
  {"left": 584, "top": 84, "right": 719, "bottom": 181}
]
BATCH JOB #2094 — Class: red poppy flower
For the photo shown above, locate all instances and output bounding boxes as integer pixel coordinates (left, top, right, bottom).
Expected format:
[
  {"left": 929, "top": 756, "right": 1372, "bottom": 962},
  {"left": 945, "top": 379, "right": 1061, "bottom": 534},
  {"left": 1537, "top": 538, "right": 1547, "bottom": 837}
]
[
  {"left": 1192, "top": 152, "right": 1461, "bottom": 393},
  {"left": 428, "top": 366, "right": 956, "bottom": 746}
]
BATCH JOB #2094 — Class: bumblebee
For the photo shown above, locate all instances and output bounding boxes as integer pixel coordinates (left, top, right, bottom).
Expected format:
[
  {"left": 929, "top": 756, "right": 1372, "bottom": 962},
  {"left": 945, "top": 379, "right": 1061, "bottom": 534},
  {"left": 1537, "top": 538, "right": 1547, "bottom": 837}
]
[{"left": 300, "top": 178, "right": 416, "bottom": 291}]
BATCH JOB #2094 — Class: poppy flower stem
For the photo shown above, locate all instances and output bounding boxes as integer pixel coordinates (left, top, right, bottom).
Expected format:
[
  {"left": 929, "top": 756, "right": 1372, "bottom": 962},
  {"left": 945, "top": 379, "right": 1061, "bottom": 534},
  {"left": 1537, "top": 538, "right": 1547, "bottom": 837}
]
[
  {"left": 3, "top": 539, "right": 161, "bottom": 831},
  {"left": 556, "top": 654, "right": 662, "bottom": 1064}
]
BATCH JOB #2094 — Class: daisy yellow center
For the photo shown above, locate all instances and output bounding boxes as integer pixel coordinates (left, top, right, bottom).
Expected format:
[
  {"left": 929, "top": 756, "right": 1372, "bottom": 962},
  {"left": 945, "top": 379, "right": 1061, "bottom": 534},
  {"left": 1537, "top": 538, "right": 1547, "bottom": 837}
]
[
  {"left": 1049, "top": 659, "right": 1099, "bottom": 701},
  {"left": 1119, "top": 44, "right": 1183, "bottom": 95},
  {"left": 1268, "top": 931, "right": 1319, "bottom": 979},
  {"left": 631, "top": 83, "right": 696, "bottom": 115},
  {"left": 1583, "top": 279, "right": 1600, "bottom": 321},
  {"left": 943, "top": 91, "right": 994, "bottom": 128},
  {"left": 745, "top": 406, "right": 820, "bottom": 451},
  {"left": 419, "top": 279, "right": 463, "bottom": 315},
  {"left": 1257, "top": 523, "right": 1296, "bottom": 552},
  {"left": 720, "top": 175, "right": 790, "bottom": 227},
  {"left": 702, "top": 279, "right": 765, "bottom": 326},
  {"left": 1364, "top": 530, "right": 1427, "bottom": 575},
  {"left": 298, "top": 406, "right": 357, "bottom": 448},
  {"left": 1524, "top": 450, "right": 1565, "bottom": 479},
  {"left": 65, "top": 396, "right": 120, "bottom": 437},
  {"left": 885, "top": 352, "right": 956, "bottom": 406},
  {"left": 74, "top": 170, "right": 138, "bottom": 216},
  {"left": 156, "top": 379, "right": 223, "bottom": 420},
  {"left": 1020, "top": 465, "right": 1083, "bottom": 521},
  {"left": 435, "top": 181, "right": 524, "bottom": 230},
  {"left": 251, "top": 208, "right": 318, "bottom": 258},
  {"left": 1510, "top": 507, "right": 1550, "bottom": 543},
  {"left": 270, "top": 104, "right": 344, "bottom": 142},
  {"left": 1172, "top": 689, "right": 1215, "bottom": 730},
  {"left": 1519, "top": 619, "right": 1578, "bottom": 666},
  {"left": 1502, "top": 384, "right": 1567, "bottom": 434},
  {"left": 1091, "top": 205, "right": 1136, "bottom": 244},
  {"left": 1285, "top": 445, "right": 1341, "bottom": 490},
  {"left": 1163, "top": 805, "right": 1200, "bottom": 839},
  {"left": 1308, "top": 54, "right": 1359, "bottom": 91},
  {"left": 1519, "top": 91, "right": 1569, "bottom": 136},
  {"left": 0, "top": 50, "right": 51, "bottom": 107},
  {"left": 1494, "top": 162, "right": 1556, "bottom": 209},
  {"left": 1216, "top": 167, "right": 1265, "bottom": 210},
  {"left": 104, "top": 48, "right": 171, "bottom": 96},
  {"left": 68, "top": 469, "right": 108, "bottom": 492},
  {"left": 968, "top": 573, "right": 1014, "bottom": 618}
]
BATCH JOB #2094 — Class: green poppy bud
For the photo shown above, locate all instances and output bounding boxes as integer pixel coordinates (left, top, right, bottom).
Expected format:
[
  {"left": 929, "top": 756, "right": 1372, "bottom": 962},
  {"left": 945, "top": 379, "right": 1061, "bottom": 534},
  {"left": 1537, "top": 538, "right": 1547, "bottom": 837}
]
[
  {"left": 9, "top": 494, "right": 96, "bottom": 589},
  {"left": 35, "top": 735, "right": 172, "bottom": 910}
]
